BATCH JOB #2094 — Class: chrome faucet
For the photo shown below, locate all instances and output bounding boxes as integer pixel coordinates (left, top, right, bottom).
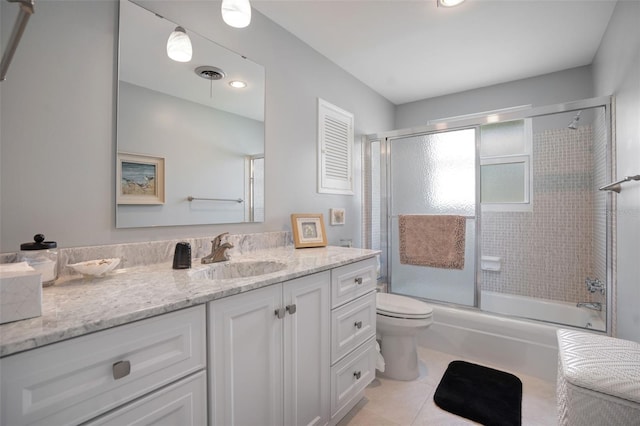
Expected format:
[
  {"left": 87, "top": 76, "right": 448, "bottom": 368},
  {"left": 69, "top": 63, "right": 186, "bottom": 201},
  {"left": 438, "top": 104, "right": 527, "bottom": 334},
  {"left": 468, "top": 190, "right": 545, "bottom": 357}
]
[
  {"left": 585, "top": 277, "right": 605, "bottom": 295},
  {"left": 201, "top": 233, "right": 234, "bottom": 264},
  {"left": 576, "top": 302, "right": 602, "bottom": 311}
]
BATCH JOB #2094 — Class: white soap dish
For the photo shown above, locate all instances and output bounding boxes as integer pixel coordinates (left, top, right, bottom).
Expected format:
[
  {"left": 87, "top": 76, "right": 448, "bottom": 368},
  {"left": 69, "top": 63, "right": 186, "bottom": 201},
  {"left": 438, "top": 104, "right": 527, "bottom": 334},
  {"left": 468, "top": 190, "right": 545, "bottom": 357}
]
[{"left": 68, "top": 258, "right": 120, "bottom": 278}]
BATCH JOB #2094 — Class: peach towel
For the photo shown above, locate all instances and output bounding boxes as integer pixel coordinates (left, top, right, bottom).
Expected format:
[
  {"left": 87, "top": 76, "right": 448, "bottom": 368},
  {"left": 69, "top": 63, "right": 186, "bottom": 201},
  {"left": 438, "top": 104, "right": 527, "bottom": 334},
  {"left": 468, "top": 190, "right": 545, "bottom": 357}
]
[{"left": 399, "top": 215, "right": 466, "bottom": 270}]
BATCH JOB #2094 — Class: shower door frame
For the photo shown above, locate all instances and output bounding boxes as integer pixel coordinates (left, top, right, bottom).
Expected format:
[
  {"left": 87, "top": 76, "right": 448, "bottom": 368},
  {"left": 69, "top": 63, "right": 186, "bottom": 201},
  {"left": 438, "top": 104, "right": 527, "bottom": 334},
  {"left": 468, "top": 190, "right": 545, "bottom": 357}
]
[
  {"left": 365, "top": 95, "right": 615, "bottom": 335},
  {"left": 385, "top": 126, "right": 482, "bottom": 308}
]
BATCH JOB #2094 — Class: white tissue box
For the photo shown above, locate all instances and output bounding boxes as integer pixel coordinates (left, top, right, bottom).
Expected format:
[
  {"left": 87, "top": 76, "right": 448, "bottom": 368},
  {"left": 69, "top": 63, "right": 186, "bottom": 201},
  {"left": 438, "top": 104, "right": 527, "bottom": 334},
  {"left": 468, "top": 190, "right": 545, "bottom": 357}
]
[{"left": 0, "top": 270, "right": 42, "bottom": 324}]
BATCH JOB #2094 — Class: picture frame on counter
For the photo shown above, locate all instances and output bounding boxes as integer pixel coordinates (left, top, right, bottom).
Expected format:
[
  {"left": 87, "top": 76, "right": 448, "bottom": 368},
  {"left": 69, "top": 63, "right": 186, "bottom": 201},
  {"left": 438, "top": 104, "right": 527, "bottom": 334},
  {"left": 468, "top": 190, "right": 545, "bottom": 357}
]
[{"left": 291, "top": 213, "right": 328, "bottom": 248}]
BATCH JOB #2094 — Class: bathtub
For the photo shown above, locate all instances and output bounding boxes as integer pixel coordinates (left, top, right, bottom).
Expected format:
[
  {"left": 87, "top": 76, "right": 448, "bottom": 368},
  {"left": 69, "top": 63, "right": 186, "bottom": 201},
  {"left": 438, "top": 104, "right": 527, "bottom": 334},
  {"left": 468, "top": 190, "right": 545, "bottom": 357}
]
[
  {"left": 480, "top": 290, "right": 606, "bottom": 331},
  {"left": 417, "top": 303, "right": 572, "bottom": 382}
]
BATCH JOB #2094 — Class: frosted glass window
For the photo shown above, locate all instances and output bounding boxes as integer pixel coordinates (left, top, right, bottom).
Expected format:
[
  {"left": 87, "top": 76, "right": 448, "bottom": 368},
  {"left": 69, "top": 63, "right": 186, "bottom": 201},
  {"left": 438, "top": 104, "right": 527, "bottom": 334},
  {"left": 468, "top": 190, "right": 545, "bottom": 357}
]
[
  {"left": 481, "top": 162, "right": 526, "bottom": 203},
  {"left": 480, "top": 120, "right": 526, "bottom": 157}
]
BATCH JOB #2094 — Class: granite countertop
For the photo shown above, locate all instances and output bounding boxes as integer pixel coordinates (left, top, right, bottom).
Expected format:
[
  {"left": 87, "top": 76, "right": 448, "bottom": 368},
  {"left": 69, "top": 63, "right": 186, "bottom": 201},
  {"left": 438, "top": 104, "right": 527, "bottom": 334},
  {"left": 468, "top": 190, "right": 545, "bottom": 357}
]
[{"left": 0, "top": 246, "right": 378, "bottom": 358}]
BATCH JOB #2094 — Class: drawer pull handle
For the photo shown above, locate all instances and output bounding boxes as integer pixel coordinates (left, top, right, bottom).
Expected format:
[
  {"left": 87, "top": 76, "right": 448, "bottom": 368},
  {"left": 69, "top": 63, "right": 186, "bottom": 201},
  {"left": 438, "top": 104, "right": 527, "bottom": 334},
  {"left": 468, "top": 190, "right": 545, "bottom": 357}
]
[
  {"left": 353, "top": 371, "right": 362, "bottom": 380},
  {"left": 275, "top": 308, "right": 286, "bottom": 319},
  {"left": 354, "top": 321, "right": 363, "bottom": 329},
  {"left": 286, "top": 304, "right": 297, "bottom": 315},
  {"left": 112, "top": 360, "right": 131, "bottom": 380},
  {"left": 354, "top": 277, "right": 363, "bottom": 285}
]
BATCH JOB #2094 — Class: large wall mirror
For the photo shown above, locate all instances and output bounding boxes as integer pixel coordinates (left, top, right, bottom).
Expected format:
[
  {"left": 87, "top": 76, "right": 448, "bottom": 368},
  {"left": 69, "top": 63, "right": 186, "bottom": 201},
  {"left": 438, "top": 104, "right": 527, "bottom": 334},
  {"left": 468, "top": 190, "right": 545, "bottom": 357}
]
[{"left": 116, "top": 0, "right": 265, "bottom": 228}]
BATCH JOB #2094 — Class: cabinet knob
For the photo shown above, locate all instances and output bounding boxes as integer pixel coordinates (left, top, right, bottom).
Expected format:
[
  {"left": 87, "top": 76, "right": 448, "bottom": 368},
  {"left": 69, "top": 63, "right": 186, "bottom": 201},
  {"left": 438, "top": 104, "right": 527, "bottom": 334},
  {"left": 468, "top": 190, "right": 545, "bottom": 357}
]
[
  {"left": 353, "top": 371, "right": 362, "bottom": 380},
  {"left": 275, "top": 308, "right": 286, "bottom": 319},
  {"left": 286, "top": 304, "right": 297, "bottom": 315},
  {"left": 112, "top": 360, "right": 131, "bottom": 380},
  {"left": 354, "top": 321, "right": 363, "bottom": 329},
  {"left": 354, "top": 277, "right": 363, "bottom": 285}
]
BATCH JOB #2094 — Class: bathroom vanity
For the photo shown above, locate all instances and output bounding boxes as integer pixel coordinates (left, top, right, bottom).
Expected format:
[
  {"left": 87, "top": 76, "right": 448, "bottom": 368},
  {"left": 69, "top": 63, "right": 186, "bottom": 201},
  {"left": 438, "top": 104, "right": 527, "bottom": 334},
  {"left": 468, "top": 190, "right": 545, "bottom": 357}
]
[{"left": 0, "top": 243, "right": 378, "bottom": 426}]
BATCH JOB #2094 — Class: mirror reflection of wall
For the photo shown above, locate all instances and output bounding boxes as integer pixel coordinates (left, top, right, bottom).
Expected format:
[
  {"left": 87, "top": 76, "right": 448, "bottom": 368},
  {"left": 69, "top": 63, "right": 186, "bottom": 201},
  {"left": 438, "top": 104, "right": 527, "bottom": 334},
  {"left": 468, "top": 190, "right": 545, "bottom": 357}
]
[{"left": 116, "top": 0, "right": 265, "bottom": 228}]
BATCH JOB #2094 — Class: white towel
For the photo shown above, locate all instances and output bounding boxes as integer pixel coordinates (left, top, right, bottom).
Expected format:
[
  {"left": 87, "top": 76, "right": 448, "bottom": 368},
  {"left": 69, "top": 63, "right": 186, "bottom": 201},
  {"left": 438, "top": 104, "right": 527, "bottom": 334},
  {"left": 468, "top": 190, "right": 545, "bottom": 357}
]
[
  {"left": 0, "top": 262, "right": 35, "bottom": 275},
  {"left": 376, "top": 341, "right": 385, "bottom": 372}
]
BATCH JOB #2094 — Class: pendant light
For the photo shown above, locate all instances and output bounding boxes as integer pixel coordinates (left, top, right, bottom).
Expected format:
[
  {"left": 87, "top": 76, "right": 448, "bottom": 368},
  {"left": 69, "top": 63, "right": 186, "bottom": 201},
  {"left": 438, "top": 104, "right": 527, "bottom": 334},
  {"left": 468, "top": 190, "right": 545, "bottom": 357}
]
[
  {"left": 166, "top": 26, "right": 192, "bottom": 62},
  {"left": 221, "top": 0, "right": 252, "bottom": 28},
  {"left": 437, "top": 0, "right": 465, "bottom": 7}
]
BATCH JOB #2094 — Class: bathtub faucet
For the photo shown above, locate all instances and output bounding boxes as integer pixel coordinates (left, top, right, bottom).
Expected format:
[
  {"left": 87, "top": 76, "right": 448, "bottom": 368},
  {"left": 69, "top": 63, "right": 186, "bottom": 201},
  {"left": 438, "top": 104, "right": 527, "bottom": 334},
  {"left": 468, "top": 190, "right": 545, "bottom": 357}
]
[{"left": 576, "top": 302, "right": 602, "bottom": 311}]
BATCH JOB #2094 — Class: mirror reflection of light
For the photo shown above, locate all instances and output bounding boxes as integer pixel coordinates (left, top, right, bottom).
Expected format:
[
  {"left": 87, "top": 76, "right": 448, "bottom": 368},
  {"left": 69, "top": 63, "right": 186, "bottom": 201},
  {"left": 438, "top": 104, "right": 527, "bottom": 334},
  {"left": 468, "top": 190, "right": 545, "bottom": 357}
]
[
  {"left": 166, "top": 26, "right": 192, "bottom": 62},
  {"left": 229, "top": 80, "right": 247, "bottom": 89},
  {"left": 486, "top": 114, "right": 500, "bottom": 123}
]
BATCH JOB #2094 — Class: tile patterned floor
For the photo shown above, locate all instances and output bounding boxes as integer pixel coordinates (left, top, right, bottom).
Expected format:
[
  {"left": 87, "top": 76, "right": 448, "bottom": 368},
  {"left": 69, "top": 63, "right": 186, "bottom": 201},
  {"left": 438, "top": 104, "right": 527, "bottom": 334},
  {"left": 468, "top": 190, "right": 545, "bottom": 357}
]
[{"left": 337, "top": 346, "right": 557, "bottom": 426}]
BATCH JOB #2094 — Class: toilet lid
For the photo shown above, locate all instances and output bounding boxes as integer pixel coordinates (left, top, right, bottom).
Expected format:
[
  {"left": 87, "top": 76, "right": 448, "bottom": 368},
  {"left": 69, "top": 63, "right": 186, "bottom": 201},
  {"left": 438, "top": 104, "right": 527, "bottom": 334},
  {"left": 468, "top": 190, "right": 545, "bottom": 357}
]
[{"left": 377, "top": 292, "right": 433, "bottom": 319}]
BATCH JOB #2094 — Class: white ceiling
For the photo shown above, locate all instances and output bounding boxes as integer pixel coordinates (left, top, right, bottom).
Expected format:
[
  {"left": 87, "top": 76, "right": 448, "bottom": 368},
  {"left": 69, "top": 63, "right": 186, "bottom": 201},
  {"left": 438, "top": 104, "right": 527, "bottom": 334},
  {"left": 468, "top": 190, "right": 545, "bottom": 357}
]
[{"left": 253, "top": 0, "right": 617, "bottom": 105}]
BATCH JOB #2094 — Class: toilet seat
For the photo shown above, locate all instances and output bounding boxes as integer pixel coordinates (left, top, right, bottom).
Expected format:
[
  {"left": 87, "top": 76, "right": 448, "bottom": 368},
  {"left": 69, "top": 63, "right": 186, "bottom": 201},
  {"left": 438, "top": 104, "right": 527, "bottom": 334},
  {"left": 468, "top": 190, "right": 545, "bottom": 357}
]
[{"left": 376, "top": 292, "right": 433, "bottom": 320}]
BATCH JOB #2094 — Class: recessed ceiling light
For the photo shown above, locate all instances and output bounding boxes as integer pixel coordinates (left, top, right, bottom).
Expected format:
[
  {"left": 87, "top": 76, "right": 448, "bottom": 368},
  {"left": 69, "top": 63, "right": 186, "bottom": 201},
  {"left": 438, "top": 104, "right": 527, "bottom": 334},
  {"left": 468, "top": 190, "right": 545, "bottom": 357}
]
[
  {"left": 229, "top": 80, "right": 247, "bottom": 89},
  {"left": 437, "top": 0, "right": 465, "bottom": 7}
]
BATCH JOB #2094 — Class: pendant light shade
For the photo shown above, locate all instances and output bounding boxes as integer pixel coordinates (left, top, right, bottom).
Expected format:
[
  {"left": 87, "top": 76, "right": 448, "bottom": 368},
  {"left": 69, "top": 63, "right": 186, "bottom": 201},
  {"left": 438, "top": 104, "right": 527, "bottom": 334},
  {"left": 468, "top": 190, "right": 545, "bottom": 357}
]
[
  {"left": 167, "top": 26, "right": 192, "bottom": 62},
  {"left": 437, "top": 0, "right": 465, "bottom": 7},
  {"left": 221, "top": 0, "right": 252, "bottom": 28}
]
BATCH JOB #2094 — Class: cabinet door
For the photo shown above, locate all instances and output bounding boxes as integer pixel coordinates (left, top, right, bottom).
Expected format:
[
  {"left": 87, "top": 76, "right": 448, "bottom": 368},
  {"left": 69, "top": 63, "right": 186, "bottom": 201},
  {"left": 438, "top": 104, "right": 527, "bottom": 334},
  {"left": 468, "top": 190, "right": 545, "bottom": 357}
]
[
  {"left": 283, "top": 271, "right": 331, "bottom": 426},
  {"left": 208, "top": 286, "right": 283, "bottom": 426}
]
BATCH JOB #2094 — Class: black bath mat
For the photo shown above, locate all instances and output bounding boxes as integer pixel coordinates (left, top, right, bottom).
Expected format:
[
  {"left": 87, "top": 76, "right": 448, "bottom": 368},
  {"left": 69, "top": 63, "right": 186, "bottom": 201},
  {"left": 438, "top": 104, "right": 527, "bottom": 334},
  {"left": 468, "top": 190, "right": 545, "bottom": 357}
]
[{"left": 434, "top": 360, "right": 522, "bottom": 426}]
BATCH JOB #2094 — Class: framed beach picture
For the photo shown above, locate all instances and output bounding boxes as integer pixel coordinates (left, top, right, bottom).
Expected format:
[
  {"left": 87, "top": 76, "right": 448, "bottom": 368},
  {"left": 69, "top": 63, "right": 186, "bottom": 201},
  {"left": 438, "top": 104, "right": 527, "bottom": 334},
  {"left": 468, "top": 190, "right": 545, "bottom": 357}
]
[
  {"left": 117, "top": 152, "right": 165, "bottom": 205},
  {"left": 291, "top": 213, "right": 328, "bottom": 248}
]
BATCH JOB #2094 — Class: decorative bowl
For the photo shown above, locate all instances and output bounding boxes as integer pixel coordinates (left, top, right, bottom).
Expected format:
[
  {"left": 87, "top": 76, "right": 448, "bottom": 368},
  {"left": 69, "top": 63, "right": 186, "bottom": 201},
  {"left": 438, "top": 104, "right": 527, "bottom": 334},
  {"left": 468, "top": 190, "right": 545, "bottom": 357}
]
[{"left": 67, "top": 258, "right": 121, "bottom": 277}]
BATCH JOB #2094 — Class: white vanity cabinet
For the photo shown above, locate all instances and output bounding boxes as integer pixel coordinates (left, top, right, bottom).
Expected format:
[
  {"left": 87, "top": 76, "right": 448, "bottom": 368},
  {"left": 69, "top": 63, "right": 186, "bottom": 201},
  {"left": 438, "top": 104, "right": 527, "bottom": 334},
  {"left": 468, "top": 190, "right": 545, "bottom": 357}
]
[
  {"left": 208, "top": 271, "right": 331, "bottom": 426},
  {"left": 329, "top": 257, "right": 378, "bottom": 424},
  {"left": 0, "top": 305, "right": 207, "bottom": 426}
]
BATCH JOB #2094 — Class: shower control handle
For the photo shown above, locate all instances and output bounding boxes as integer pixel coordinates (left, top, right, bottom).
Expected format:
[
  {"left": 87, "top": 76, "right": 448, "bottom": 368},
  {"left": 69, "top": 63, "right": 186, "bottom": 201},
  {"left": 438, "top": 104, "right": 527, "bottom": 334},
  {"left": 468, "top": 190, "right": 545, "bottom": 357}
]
[
  {"left": 354, "top": 277, "right": 363, "bottom": 285},
  {"left": 354, "top": 321, "right": 362, "bottom": 329},
  {"left": 353, "top": 371, "right": 361, "bottom": 380}
]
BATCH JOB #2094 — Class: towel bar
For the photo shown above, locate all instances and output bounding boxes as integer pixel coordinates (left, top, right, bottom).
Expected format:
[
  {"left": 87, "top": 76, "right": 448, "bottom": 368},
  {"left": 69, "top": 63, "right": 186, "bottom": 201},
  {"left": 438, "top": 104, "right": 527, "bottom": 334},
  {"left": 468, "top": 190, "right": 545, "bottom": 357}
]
[
  {"left": 0, "top": 0, "right": 35, "bottom": 81},
  {"left": 599, "top": 174, "right": 640, "bottom": 193},
  {"left": 187, "top": 196, "right": 243, "bottom": 203}
]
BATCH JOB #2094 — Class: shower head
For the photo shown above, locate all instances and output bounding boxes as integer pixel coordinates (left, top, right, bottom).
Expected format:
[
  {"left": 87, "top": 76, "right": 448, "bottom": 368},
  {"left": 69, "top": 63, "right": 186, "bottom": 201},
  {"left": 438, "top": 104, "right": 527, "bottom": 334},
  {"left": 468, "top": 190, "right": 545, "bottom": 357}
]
[{"left": 568, "top": 111, "right": 581, "bottom": 130}]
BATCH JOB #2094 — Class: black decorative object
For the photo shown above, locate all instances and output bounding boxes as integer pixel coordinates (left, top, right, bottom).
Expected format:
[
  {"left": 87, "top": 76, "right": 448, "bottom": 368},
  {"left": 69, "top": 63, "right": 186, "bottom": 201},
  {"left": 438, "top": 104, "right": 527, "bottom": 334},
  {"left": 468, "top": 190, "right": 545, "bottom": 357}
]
[
  {"left": 172, "top": 242, "right": 191, "bottom": 269},
  {"left": 434, "top": 360, "right": 522, "bottom": 426}
]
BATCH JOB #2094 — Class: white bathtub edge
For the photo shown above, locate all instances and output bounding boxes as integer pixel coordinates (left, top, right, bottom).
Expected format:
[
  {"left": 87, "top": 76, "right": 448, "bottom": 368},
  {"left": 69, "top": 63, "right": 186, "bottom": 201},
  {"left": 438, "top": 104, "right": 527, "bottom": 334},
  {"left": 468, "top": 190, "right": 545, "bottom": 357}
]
[{"left": 417, "top": 304, "right": 559, "bottom": 382}]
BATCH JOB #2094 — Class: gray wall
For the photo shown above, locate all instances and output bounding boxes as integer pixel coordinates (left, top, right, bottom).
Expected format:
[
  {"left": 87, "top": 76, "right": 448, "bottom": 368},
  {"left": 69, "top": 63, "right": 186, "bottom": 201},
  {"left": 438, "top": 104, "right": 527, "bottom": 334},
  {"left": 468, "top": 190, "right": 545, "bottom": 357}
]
[
  {"left": 592, "top": 0, "right": 640, "bottom": 342},
  {"left": 0, "top": 0, "right": 395, "bottom": 251},
  {"left": 395, "top": 66, "right": 593, "bottom": 129}
]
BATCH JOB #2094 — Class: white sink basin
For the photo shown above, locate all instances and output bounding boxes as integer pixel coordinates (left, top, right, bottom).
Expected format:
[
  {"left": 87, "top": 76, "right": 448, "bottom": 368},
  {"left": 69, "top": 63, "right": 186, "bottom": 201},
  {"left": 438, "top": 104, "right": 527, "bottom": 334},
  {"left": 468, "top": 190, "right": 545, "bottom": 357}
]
[{"left": 203, "top": 260, "right": 287, "bottom": 280}]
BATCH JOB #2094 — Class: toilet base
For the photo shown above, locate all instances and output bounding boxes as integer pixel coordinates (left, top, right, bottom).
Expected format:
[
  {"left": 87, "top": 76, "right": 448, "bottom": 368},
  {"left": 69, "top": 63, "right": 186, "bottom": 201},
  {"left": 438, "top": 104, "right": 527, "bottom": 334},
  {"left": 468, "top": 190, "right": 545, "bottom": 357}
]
[{"left": 379, "top": 334, "right": 420, "bottom": 381}]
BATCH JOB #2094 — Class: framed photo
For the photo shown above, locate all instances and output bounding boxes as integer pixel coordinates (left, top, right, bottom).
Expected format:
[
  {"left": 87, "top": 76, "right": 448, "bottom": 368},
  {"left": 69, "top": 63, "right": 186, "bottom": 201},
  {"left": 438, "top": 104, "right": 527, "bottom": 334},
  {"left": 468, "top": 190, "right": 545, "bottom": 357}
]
[
  {"left": 117, "top": 152, "right": 165, "bottom": 205},
  {"left": 291, "top": 213, "right": 328, "bottom": 248},
  {"left": 329, "top": 208, "right": 346, "bottom": 225}
]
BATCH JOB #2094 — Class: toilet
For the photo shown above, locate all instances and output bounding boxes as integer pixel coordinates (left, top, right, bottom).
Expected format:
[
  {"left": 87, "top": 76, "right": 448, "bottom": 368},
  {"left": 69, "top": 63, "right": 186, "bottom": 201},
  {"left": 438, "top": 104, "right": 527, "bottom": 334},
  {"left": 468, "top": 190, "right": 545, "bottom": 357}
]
[{"left": 376, "top": 292, "right": 433, "bottom": 381}]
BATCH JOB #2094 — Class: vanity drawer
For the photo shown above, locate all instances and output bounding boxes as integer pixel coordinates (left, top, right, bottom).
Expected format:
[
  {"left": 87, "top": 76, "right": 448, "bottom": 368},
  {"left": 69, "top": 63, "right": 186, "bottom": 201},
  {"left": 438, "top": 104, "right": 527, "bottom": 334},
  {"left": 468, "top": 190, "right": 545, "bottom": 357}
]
[
  {"left": 85, "top": 371, "right": 207, "bottom": 426},
  {"left": 330, "top": 337, "right": 376, "bottom": 418},
  {"left": 331, "top": 257, "right": 377, "bottom": 308},
  {"left": 331, "top": 291, "right": 376, "bottom": 363},
  {"left": 0, "top": 305, "right": 206, "bottom": 426}
]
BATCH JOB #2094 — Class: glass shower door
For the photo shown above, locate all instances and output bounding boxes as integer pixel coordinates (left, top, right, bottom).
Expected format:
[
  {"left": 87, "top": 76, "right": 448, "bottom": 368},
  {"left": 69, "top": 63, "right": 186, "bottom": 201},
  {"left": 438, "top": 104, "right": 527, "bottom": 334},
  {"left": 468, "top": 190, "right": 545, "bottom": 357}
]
[{"left": 389, "top": 128, "right": 477, "bottom": 306}]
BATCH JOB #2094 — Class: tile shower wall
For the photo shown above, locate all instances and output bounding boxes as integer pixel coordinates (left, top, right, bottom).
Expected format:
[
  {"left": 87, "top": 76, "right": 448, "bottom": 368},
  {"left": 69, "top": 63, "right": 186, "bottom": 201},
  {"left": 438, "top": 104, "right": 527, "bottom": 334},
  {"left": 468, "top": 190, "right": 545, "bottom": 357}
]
[{"left": 482, "top": 125, "right": 600, "bottom": 303}]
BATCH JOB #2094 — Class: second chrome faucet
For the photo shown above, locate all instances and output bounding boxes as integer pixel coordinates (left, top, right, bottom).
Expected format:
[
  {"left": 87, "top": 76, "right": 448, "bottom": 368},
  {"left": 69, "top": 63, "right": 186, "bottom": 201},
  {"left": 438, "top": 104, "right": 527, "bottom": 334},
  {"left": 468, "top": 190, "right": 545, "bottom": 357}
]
[{"left": 202, "top": 232, "right": 234, "bottom": 264}]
